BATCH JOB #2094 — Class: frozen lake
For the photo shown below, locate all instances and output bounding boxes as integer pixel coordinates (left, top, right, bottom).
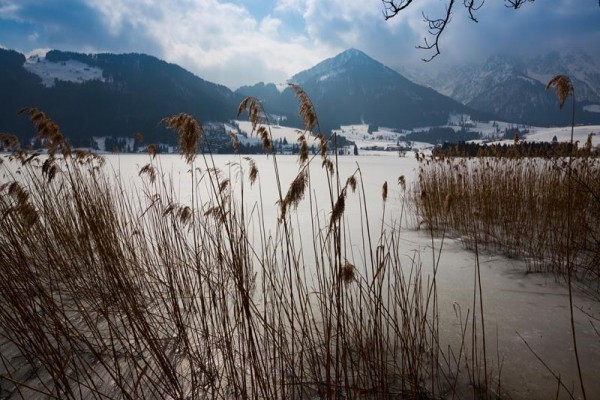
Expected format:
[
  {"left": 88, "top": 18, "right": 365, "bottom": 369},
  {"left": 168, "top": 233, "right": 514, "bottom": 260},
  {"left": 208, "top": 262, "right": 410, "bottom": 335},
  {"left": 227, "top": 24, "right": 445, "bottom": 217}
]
[
  {"left": 1, "top": 150, "right": 598, "bottom": 399},
  {"left": 104, "top": 152, "right": 600, "bottom": 400}
]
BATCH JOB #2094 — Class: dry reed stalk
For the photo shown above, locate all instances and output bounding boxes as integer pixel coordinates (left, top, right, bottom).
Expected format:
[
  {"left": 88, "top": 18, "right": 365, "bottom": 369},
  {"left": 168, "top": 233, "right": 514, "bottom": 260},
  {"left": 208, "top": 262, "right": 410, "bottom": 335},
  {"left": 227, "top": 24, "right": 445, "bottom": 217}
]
[
  {"left": 0, "top": 133, "right": 20, "bottom": 150},
  {"left": 139, "top": 163, "right": 157, "bottom": 183},
  {"left": 0, "top": 96, "right": 479, "bottom": 400},
  {"left": 147, "top": 144, "right": 157, "bottom": 158},
  {"left": 330, "top": 188, "right": 347, "bottom": 229},
  {"left": 160, "top": 113, "right": 202, "bottom": 163},
  {"left": 298, "top": 135, "right": 308, "bottom": 164},
  {"left": 546, "top": 74, "right": 573, "bottom": 110},
  {"left": 230, "top": 131, "right": 240, "bottom": 153},
  {"left": 412, "top": 155, "right": 599, "bottom": 280},
  {"left": 19, "top": 107, "right": 70, "bottom": 156},
  {"left": 280, "top": 169, "right": 308, "bottom": 219},
  {"left": 237, "top": 96, "right": 264, "bottom": 131},
  {"left": 244, "top": 157, "right": 259, "bottom": 186},
  {"left": 289, "top": 83, "right": 317, "bottom": 133}
]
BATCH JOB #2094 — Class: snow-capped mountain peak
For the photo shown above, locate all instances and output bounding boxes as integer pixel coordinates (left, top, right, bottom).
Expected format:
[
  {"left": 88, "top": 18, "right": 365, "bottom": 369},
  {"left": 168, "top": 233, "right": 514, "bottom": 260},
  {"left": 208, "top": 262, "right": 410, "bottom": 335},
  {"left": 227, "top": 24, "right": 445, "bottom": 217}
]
[
  {"left": 290, "top": 48, "right": 395, "bottom": 85},
  {"left": 404, "top": 49, "right": 600, "bottom": 126}
]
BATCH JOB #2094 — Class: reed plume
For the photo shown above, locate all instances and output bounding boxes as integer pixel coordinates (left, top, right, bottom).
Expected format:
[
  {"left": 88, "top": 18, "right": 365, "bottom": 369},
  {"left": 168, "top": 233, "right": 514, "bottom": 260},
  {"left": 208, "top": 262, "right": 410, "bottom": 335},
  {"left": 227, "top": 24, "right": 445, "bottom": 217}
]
[
  {"left": 346, "top": 176, "right": 357, "bottom": 193},
  {"left": 8, "top": 181, "right": 29, "bottom": 205},
  {"left": 19, "top": 107, "right": 69, "bottom": 156},
  {"left": 139, "top": 163, "right": 157, "bottom": 184},
  {"left": 298, "top": 135, "right": 308, "bottom": 164},
  {"left": 340, "top": 261, "right": 356, "bottom": 285},
  {"left": 280, "top": 169, "right": 308, "bottom": 219},
  {"left": 289, "top": 83, "right": 317, "bottom": 133},
  {"left": 244, "top": 157, "right": 259, "bottom": 186},
  {"left": 160, "top": 113, "right": 203, "bottom": 164},
  {"left": 330, "top": 188, "right": 347, "bottom": 229},
  {"left": 178, "top": 205, "right": 193, "bottom": 225},
  {"left": 41, "top": 157, "right": 58, "bottom": 182},
  {"left": 322, "top": 158, "right": 334, "bottom": 175},
  {"left": 147, "top": 144, "right": 157, "bottom": 159},
  {"left": 17, "top": 201, "right": 39, "bottom": 229},
  {"left": 230, "top": 131, "right": 240, "bottom": 153},
  {"left": 317, "top": 134, "right": 328, "bottom": 157},
  {"left": 382, "top": 181, "right": 388, "bottom": 202},
  {"left": 0, "top": 133, "right": 20, "bottom": 150},
  {"left": 546, "top": 75, "right": 573, "bottom": 110},
  {"left": 219, "top": 178, "right": 230, "bottom": 194},
  {"left": 163, "top": 203, "right": 177, "bottom": 216},
  {"left": 256, "top": 126, "right": 272, "bottom": 152},
  {"left": 237, "top": 97, "right": 265, "bottom": 132},
  {"left": 398, "top": 175, "right": 406, "bottom": 191}
]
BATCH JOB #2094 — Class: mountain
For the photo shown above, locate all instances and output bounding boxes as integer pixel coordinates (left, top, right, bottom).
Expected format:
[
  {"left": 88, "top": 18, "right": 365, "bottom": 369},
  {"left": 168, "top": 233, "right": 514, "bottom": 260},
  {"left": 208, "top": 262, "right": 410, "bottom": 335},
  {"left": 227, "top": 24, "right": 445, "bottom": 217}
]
[
  {"left": 527, "top": 49, "right": 600, "bottom": 103},
  {"left": 0, "top": 49, "right": 241, "bottom": 146},
  {"left": 403, "top": 50, "right": 600, "bottom": 126},
  {"left": 9, "top": 47, "right": 591, "bottom": 151},
  {"left": 234, "top": 82, "right": 281, "bottom": 108},
  {"left": 236, "top": 49, "right": 484, "bottom": 135}
]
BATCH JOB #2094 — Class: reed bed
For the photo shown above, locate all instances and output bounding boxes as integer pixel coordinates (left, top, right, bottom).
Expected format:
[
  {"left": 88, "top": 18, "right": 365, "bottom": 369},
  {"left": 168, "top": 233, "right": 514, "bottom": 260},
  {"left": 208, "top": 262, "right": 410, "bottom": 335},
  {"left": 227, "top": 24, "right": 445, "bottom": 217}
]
[
  {"left": 412, "top": 154, "right": 600, "bottom": 283},
  {"left": 0, "top": 96, "right": 495, "bottom": 399}
]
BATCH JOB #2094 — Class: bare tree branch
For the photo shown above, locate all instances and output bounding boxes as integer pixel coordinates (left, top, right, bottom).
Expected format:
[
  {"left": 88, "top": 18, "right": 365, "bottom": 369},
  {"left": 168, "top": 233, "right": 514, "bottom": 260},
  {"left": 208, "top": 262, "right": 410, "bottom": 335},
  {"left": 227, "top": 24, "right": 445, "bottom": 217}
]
[
  {"left": 380, "top": 0, "right": 510, "bottom": 62},
  {"left": 464, "top": 0, "right": 484, "bottom": 22},
  {"left": 505, "top": 0, "right": 535, "bottom": 9},
  {"left": 382, "top": 0, "right": 414, "bottom": 20},
  {"left": 382, "top": 0, "right": 598, "bottom": 61},
  {"left": 417, "top": 0, "right": 456, "bottom": 62}
]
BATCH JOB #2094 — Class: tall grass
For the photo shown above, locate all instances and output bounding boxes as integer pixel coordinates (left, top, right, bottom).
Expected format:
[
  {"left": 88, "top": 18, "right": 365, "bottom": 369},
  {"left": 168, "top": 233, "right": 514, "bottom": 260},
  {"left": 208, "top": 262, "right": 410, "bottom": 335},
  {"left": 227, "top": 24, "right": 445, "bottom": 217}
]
[
  {"left": 0, "top": 94, "right": 491, "bottom": 398},
  {"left": 413, "top": 155, "right": 600, "bottom": 283},
  {"left": 413, "top": 74, "right": 598, "bottom": 400}
]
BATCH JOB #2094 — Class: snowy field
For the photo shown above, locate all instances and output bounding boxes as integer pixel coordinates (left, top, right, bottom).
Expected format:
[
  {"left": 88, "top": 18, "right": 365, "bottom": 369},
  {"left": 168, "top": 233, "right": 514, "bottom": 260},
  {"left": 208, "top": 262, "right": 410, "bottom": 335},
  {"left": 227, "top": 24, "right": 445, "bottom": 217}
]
[
  {"left": 238, "top": 113, "right": 600, "bottom": 157},
  {"left": 235, "top": 120, "right": 318, "bottom": 145},
  {"left": 24, "top": 49, "right": 105, "bottom": 88}
]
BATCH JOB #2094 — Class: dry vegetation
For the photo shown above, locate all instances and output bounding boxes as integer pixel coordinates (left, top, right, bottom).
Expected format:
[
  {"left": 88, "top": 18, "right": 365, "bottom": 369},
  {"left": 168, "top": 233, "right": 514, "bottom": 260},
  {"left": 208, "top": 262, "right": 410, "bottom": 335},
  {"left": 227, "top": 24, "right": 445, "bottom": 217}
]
[
  {"left": 412, "top": 75, "right": 599, "bottom": 400},
  {"left": 413, "top": 155, "right": 600, "bottom": 282},
  {"left": 0, "top": 90, "right": 498, "bottom": 399},
  {"left": 413, "top": 74, "right": 600, "bottom": 287},
  {"left": 0, "top": 77, "right": 596, "bottom": 399}
]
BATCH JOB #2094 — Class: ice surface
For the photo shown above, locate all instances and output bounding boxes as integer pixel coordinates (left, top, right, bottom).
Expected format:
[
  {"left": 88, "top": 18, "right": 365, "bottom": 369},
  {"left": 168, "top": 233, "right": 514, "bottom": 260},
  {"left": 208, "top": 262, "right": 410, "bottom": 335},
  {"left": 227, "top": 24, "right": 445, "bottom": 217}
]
[{"left": 107, "top": 153, "right": 599, "bottom": 400}]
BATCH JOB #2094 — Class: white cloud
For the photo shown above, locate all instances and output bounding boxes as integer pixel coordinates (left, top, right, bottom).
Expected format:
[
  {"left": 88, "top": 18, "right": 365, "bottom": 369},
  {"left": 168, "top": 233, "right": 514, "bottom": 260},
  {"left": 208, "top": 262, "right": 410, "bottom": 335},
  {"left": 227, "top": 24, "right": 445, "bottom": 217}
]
[
  {"left": 82, "top": 0, "right": 332, "bottom": 89},
  {"left": 259, "top": 15, "right": 282, "bottom": 36},
  {"left": 3, "top": 0, "right": 597, "bottom": 89},
  {"left": 0, "top": 1, "right": 20, "bottom": 19},
  {"left": 274, "top": 0, "right": 306, "bottom": 14}
]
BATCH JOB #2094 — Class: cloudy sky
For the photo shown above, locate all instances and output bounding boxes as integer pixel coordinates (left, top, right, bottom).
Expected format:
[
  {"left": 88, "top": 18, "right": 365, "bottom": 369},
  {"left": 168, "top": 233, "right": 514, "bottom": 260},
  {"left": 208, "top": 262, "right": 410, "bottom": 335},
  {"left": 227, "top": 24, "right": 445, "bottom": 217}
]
[{"left": 1, "top": 0, "right": 599, "bottom": 89}]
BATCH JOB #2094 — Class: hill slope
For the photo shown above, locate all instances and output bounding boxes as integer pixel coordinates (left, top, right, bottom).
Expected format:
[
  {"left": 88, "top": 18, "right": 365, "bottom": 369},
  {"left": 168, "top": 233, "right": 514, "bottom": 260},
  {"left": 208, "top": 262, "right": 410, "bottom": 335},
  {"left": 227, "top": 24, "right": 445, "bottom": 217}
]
[
  {"left": 1, "top": 49, "right": 241, "bottom": 145},
  {"left": 237, "top": 49, "right": 486, "bottom": 135},
  {"left": 403, "top": 51, "right": 600, "bottom": 126}
]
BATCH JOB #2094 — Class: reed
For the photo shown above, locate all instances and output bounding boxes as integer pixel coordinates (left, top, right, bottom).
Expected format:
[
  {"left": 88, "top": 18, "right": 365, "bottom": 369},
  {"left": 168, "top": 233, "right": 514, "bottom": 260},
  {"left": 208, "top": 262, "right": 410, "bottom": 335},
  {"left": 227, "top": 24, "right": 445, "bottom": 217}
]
[
  {"left": 0, "top": 93, "right": 487, "bottom": 399},
  {"left": 412, "top": 155, "right": 600, "bottom": 279}
]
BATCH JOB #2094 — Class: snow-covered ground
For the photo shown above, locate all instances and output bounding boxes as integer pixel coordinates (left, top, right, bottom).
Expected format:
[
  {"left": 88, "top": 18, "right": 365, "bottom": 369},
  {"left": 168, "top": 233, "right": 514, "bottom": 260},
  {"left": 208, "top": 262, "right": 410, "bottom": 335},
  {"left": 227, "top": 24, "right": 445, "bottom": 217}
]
[
  {"left": 235, "top": 114, "right": 600, "bottom": 158},
  {"left": 478, "top": 125, "right": 600, "bottom": 147},
  {"left": 24, "top": 49, "right": 105, "bottom": 88},
  {"left": 333, "top": 114, "right": 600, "bottom": 153},
  {"left": 235, "top": 120, "right": 321, "bottom": 147},
  {"left": 584, "top": 104, "right": 600, "bottom": 113},
  {"left": 524, "top": 125, "right": 600, "bottom": 144}
]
